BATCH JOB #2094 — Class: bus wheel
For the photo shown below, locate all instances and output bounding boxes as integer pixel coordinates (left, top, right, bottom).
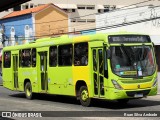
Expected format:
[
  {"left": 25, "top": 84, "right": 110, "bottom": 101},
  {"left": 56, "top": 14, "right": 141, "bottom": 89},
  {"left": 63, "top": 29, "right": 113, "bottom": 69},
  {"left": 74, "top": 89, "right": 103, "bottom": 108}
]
[
  {"left": 79, "top": 86, "right": 91, "bottom": 107},
  {"left": 25, "top": 82, "right": 33, "bottom": 100},
  {"left": 117, "top": 99, "right": 129, "bottom": 104}
]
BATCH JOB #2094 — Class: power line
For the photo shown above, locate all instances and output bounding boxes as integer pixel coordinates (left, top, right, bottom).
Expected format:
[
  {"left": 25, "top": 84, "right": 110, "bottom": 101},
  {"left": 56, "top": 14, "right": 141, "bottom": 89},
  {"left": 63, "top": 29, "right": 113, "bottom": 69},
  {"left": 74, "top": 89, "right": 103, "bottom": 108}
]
[
  {"left": 35, "top": 6, "right": 160, "bottom": 33},
  {"left": 3, "top": 5, "right": 160, "bottom": 40},
  {"left": 4, "top": 15, "right": 160, "bottom": 41},
  {"left": 9, "top": 4, "right": 159, "bottom": 34},
  {"left": 1, "top": 0, "right": 152, "bottom": 27}
]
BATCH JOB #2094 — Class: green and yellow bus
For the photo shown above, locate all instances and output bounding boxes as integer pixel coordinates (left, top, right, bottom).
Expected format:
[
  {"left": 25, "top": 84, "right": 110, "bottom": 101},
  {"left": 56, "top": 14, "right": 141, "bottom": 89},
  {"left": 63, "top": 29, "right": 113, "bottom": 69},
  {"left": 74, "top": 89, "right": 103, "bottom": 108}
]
[{"left": 2, "top": 32, "right": 157, "bottom": 106}]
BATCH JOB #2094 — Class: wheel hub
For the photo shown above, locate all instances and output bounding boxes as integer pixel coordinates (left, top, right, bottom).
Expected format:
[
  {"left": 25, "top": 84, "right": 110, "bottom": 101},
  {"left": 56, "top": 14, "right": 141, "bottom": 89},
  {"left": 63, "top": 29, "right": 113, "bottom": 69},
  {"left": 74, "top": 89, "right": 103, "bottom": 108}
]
[{"left": 81, "top": 90, "right": 88, "bottom": 101}]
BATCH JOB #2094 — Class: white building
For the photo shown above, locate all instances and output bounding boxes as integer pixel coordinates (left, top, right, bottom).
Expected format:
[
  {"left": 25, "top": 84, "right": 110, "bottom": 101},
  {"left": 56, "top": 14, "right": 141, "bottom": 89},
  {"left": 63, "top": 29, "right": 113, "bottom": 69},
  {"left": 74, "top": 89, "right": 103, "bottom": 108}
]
[{"left": 96, "top": 5, "right": 160, "bottom": 43}]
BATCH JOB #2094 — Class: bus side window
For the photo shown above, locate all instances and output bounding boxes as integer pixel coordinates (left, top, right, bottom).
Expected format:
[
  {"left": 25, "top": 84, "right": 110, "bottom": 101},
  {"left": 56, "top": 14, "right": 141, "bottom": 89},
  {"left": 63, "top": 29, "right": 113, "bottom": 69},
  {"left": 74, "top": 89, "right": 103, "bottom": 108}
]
[
  {"left": 58, "top": 44, "right": 72, "bottom": 66},
  {"left": 3, "top": 51, "right": 11, "bottom": 68},
  {"left": 49, "top": 46, "right": 57, "bottom": 67},
  {"left": 21, "top": 49, "right": 31, "bottom": 67},
  {"left": 32, "top": 48, "right": 36, "bottom": 67},
  {"left": 74, "top": 42, "right": 88, "bottom": 66},
  {"left": 19, "top": 50, "right": 22, "bottom": 67}
]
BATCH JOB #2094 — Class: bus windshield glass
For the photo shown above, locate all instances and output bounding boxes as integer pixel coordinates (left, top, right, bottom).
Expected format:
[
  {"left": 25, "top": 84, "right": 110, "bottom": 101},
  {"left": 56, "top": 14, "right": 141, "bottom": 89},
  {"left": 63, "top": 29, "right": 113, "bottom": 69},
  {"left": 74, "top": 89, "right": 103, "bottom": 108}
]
[{"left": 110, "top": 45, "right": 156, "bottom": 77}]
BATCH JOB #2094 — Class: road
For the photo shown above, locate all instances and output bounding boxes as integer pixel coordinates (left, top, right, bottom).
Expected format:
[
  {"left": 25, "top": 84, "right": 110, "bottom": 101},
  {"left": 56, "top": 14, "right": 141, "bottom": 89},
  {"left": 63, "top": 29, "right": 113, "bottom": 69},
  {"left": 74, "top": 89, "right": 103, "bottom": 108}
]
[
  {"left": 0, "top": 86, "right": 160, "bottom": 120},
  {"left": 0, "top": 73, "right": 160, "bottom": 120}
]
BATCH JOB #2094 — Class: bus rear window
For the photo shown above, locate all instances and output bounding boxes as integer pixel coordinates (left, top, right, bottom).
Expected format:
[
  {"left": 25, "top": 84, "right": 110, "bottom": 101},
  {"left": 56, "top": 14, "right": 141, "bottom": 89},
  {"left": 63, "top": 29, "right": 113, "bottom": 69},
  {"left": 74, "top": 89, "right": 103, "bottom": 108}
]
[{"left": 3, "top": 51, "right": 11, "bottom": 68}]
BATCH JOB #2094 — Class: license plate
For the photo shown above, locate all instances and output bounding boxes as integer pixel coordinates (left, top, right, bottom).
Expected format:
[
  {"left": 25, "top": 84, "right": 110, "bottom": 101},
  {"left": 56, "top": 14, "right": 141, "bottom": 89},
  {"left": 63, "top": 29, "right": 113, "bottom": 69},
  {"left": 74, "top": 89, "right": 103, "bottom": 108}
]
[{"left": 134, "top": 93, "right": 143, "bottom": 98}]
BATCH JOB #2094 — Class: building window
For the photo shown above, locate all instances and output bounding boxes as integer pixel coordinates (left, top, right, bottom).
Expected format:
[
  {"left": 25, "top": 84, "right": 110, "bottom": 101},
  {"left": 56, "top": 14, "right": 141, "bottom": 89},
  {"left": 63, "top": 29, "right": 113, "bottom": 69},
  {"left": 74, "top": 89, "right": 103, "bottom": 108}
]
[
  {"left": 104, "top": 9, "right": 109, "bottom": 12},
  {"left": 22, "top": 4, "right": 29, "bottom": 9},
  {"left": 104, "top": 5, "right": 110, "bottom": 9},
  {"left": 58, "top": 44, "right": 72, "bottom": 66},
  {"left": 71, "top": 19, "right": 76, "bottom": 22},
  {"left": 77, "top": 5, "right": 86, "bottom": 9},
  {"left": 110, "top": 5, "right": 116, "bottom": 10},
  {"left": 3, "top": 51, "right": 11, "bottom": 68},
  {"left": 77, "top": 19, "right": 86, "bottom": 22},
  {"left": 13, "top": 5, "right": 21, "bottom": 11},
  {"left": 74, "top": 42, "right": 88, "bottom": 66},
  {"left": 63, "top": 9, "right": 76, "bottom": 13},
  {"left": 25, "top": 4, "right": 29, "bottom": 9},
  {"left": 30, "top": 4, "right": 34, "bottom": 8},
  {"left": 72, "top": 9, "right": 76, "bottom": 12},
  {"left": 49, "top": 46, "right": 57, "bottom": 67},
  {"left": 98, "top": 9, "right": 104, "bottom": 13},
  {"left": 86, "top": 5, "right": 95, "bottom": 10},
  {"left": 87, "top": 19, "right": 95, "bottom": 23},
  {"left": 32, "top": 48, "right": 36, "bottom": 67},
  {"left": 67, "top": 9, "right": 72, "bottom": 13},
  {"left": 63, "top": 9, "right": 67, "bottom": 12}
]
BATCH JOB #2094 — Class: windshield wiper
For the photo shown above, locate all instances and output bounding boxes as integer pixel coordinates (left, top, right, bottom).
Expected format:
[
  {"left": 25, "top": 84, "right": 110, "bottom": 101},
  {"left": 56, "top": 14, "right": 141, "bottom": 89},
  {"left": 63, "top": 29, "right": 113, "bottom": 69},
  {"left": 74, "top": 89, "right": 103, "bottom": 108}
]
[{"left": 120, "top": 44, "right": 135, "bottom": 66}]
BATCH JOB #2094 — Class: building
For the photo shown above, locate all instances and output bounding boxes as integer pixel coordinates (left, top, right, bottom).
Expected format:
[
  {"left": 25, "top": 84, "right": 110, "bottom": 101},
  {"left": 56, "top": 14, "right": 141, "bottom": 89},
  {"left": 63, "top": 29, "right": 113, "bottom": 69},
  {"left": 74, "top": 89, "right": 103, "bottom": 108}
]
[
  {"left": 0, "top": 3, "right": 68, "bottom": 46},
  {"left": 0, "top": 0, "right": 160, "bottom": 33},
  {"left": 0, "top": 0, "right": 119, "bottom": 34}
]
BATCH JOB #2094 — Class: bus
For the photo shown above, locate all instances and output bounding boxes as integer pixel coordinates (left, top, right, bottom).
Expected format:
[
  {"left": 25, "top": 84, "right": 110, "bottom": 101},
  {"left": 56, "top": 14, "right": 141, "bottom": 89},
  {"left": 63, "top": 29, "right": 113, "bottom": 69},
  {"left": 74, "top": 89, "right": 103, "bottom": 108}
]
[{"left": 2, "top": 32, "right": 157, "bottom": 106}]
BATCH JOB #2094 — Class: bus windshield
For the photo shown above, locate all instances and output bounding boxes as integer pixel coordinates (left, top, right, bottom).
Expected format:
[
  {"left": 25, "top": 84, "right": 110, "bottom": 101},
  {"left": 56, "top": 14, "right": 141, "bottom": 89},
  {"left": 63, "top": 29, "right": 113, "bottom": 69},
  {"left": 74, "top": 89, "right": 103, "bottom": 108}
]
[{"left": 110, "top": 45, "right": 156, "bottom": 77}]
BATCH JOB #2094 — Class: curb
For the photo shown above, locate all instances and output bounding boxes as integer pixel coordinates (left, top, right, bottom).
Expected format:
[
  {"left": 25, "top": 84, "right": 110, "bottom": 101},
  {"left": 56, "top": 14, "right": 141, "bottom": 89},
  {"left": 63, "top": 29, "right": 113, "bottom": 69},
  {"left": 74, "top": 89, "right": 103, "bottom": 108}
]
[{"left": 0, "top": 84, "right": 3, "bottom": 86}]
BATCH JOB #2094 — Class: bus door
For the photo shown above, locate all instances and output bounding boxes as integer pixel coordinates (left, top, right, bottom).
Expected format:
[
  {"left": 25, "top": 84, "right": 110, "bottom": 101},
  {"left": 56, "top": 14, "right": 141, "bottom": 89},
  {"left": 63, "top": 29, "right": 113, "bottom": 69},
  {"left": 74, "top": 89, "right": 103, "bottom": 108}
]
[
  {"left": 13, "top": 55, "right": 18, "bottom": 90},
  {"left": 92, "top": 48, "right": 105, "bottom": 98},
  {"left": 39, "top": 52, "right": 48, "bottom": 92}
]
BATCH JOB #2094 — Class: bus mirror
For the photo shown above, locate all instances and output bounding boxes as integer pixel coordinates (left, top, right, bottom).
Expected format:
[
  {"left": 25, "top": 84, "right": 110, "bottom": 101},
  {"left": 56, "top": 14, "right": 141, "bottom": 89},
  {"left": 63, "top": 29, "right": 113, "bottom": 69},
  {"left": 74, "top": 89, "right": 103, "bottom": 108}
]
[{"left": 107, "top": 49, "right": 111, "bottom": 59}]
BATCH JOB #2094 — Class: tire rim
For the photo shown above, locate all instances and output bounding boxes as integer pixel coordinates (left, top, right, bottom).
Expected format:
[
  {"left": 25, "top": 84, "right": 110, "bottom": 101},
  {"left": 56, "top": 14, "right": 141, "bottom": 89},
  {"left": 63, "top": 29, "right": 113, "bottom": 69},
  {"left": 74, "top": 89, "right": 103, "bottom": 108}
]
[
  {"left": 81, "top": 89, "right": 88, "bottom": 101},
  {"left": 26, "top": 86, "right": 31, "bottom": 97}
]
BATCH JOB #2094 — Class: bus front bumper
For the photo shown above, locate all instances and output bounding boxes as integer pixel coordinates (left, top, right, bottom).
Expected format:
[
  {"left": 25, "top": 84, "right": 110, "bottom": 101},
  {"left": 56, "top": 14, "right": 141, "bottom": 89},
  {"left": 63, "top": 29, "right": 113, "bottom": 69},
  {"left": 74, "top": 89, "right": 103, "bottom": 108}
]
[{"left": 105, "top": 86, "right": 157, "bottom": 100}]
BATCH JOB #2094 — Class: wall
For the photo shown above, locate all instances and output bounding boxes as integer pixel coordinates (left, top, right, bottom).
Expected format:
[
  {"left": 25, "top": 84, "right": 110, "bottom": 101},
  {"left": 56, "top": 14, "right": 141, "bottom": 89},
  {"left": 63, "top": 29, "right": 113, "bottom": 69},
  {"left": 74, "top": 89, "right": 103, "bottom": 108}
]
[
  {"left": 0, "top": 14, "right": 33, "bottom": 46},
  {"left": 96, "top": 6, "right": 160, "bottom": 44},
  {"left": 35, "top": 6, "right": 68, "bottom": 38}
]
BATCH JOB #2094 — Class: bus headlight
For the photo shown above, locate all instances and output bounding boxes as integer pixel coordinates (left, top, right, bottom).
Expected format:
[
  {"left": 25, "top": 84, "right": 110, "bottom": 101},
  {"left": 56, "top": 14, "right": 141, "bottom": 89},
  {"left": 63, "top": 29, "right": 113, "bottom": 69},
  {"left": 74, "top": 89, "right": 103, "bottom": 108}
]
[
  {"left": 112, "top": 80, "right": 123, "bottom": 90},
  {"left": 152, "top": 77, "right": 158, "bottom": 87}
]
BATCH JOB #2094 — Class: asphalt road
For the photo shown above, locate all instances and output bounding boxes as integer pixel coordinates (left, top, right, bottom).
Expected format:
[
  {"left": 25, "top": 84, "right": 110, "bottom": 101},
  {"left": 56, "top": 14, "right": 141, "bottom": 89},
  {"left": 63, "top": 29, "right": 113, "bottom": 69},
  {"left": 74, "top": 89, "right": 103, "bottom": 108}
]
[
  {"left": 0, "top": 73, "right": 160, "bottom": 120},
  {"left": 0, "top": 86, "right": 160, "bottom": 120}
]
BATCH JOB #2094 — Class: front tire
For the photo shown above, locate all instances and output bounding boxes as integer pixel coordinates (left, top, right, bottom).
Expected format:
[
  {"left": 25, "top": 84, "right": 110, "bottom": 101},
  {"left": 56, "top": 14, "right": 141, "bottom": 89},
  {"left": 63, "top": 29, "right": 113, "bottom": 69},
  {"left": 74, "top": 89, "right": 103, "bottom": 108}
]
[
  {"left": 25, "top": 82, "right": 33, "bottom": 100},
  {"left": 79, "top": 86, "right": 91, "bottom": 107}
]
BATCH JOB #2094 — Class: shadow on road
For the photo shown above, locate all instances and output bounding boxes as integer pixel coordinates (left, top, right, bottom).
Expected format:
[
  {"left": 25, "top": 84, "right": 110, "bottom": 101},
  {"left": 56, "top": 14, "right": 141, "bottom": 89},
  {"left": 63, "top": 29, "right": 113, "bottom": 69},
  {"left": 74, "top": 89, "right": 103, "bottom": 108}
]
[{"left": 9, "top": 93, "right": 160, "bottom": 109}]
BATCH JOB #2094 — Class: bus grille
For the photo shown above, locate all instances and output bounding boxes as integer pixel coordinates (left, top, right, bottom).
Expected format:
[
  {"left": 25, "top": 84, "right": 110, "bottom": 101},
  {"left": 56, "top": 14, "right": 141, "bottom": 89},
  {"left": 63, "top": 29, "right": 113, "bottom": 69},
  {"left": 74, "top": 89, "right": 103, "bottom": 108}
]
[
  {"left": 126, "top": 90, "right": 150, "bottom": 97},
  {"left": 121, "top": 79, "right": 151, "bottom": 84}
]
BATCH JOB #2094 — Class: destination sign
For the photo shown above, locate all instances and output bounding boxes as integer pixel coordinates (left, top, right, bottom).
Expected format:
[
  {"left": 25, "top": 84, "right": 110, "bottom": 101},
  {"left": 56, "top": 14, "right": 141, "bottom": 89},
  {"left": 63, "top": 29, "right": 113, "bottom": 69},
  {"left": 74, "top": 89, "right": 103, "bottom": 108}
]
[{"left": 108, "top": 35, "right": 151, "bottom": 43}]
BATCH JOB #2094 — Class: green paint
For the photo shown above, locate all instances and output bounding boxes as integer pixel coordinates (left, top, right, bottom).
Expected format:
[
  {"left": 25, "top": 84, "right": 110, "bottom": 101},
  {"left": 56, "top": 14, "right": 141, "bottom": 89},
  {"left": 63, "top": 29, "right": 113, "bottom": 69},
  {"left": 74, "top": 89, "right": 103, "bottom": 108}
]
[{"left": 2, "top": 32, "right": 157, "bottom": 102}]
